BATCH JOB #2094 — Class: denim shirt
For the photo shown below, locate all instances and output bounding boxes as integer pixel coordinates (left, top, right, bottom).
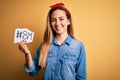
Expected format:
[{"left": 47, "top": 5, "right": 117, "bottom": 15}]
[{"left": 24, "top": 35, "right": 86, "bottom": 80}]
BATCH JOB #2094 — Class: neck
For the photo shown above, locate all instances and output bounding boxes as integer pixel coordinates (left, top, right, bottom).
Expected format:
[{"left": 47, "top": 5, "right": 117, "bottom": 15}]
[{"left": 56, "top": 33, "right": 68, "bottom": 45}]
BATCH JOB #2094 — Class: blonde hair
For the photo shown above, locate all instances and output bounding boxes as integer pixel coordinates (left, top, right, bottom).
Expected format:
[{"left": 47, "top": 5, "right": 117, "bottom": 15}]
[{"left": 39, "top": 6, "right": 74, "bottom": 67}]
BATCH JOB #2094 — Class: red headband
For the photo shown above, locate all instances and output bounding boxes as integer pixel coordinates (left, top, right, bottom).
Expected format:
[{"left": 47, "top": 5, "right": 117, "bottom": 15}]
[{"left": 50, "top": 2, "right": 71, "bottom": 17}]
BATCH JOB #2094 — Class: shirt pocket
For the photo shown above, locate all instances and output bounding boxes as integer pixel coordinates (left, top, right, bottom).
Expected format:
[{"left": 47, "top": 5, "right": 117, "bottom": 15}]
[{"left": 60, "top": 54, "right": 77, "bottom": 66}]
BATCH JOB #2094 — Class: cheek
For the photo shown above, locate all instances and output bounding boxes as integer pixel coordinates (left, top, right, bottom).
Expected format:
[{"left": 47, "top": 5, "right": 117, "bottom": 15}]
[
  {"left": 51, "top": 22, "right": 54, "bottom": 26},
  {"left": 62, "top": 21, "right": 69, "bottom": 28},
  {"left": 62, "top": 20, "right": 69, "bottom": 25},
  {"left": 51, "top": 23, "right": 55, "bottom": 30},
  {"left": 51, "top": 22, "right": 56, "bottom": 30}
]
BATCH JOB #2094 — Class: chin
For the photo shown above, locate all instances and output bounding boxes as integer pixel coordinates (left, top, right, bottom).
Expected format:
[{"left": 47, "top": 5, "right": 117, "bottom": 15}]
[{"left": 55, "top": 31, "right": 63, "bottom": 35}]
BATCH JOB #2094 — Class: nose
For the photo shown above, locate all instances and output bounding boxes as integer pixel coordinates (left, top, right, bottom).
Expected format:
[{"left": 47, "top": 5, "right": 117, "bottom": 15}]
[{"left": 56, "top": 19, "right": 60, "bottom": 26}]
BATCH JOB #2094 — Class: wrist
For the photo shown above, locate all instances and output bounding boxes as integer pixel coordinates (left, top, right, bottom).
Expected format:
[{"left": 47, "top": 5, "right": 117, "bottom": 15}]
[{"left": 25, "top": 50, "right": 30, "bottom": 56}]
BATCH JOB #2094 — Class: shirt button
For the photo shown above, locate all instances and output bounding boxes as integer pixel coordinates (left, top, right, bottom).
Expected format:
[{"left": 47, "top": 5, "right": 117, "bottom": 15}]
[{"left": 64, "top": 55, "right": 67, "bottom": 58}]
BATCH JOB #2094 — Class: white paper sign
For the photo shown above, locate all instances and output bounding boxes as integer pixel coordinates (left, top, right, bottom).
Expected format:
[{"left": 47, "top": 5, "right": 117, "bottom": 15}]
[{"left": 14, "top": 28, "right": 34, "bottom": 43}]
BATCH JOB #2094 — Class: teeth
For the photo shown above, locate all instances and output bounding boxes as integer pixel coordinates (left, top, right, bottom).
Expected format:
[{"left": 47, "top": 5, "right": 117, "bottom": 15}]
[
  {"left": 57, "top": 28, "right": 61, "bottom": 30},
  {"left": 56, "top": 27, "right": 61, "bottom": 30}
]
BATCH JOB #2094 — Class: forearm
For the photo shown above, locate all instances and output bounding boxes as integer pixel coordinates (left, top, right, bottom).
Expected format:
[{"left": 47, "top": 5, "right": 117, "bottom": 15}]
[
  {"left": 25, "top": 51, "right": 34, "bottom": 68},
  {"left": 24, "top": 50, "right": 41, "bottom": 77}
]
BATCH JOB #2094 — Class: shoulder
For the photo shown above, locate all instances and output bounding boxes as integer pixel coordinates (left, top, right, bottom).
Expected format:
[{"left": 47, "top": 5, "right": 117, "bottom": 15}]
[{"left": 70, "top": 38, "right": 85, "bottom": 50}]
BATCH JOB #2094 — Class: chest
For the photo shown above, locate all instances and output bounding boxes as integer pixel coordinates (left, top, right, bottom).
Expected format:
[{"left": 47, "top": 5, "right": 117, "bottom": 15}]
[{"left": 46, "top": 44, "right": 80, "bottom": 65}]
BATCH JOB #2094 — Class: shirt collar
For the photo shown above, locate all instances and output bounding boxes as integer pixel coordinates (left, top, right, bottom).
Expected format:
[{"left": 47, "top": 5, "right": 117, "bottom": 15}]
[{"left": 53, "top": 35, "right": 72, "bottom": 46}]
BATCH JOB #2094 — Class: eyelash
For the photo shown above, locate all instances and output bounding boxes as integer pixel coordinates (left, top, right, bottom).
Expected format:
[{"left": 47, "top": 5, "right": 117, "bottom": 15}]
[
  {"left": 60, "top": 19, "right": 64, "bottom": 21},
  {"left": 51, "top": 19, "right": 64, "bottom": 22},
  {"left": 51, "top": 19, "right": 55, "bottom": 22}
]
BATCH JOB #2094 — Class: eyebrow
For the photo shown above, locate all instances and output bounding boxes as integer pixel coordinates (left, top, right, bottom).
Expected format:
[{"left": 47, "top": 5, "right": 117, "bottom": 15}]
[{"left": 51, "top": 16, "right": 65, "bottom": 19}]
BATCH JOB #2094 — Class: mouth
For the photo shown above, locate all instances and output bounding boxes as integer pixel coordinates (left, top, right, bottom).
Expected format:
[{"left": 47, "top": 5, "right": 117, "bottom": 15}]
[{"left": 55, "top": 26, "right": 62, "bottom": 31}]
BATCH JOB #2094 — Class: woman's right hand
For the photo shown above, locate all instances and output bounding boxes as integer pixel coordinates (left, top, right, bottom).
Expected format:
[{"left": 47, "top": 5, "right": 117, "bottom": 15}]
[{"left": 18, "top": 40, "right": 30, "bottom": 55}]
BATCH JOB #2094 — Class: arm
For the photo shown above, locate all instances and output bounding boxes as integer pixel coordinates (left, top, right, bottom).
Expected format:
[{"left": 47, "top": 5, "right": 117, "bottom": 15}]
[
  {"left": 76, "top": 43, "right": 87, "bottom": 80},
  {"left": 19, "top": 41, "right": 33, "bottom": 68},
  {"left": 19, "top": 41, "right": 41, "bottom": 76},
  {"left": 24, "top": 44, "right": 42, "bottom": 76}
]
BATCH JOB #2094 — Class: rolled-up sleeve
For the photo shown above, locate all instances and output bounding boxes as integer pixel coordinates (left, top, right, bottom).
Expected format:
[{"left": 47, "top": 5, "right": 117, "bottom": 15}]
[{"left": 24, "top": 63, "right": 35, "bottom": 73}]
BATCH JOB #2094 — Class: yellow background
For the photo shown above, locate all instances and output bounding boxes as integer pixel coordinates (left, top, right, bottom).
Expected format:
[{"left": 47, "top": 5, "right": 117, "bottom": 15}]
[{"left": 0, "top": 0, "right": 120, "bottom": 80}]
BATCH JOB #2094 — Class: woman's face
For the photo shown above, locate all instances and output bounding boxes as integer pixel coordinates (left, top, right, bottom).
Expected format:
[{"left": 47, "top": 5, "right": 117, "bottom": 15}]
[{"left": 50, "top": 9, "right": 70, "bottom": 35}]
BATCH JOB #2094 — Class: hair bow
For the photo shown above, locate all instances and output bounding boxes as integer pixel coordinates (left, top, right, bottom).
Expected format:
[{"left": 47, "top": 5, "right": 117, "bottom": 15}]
[
  {"left": 50, "top": 2, "right": 64, "bottom": 9},
  {"left": 49, "top": 2, "right": 71, "bottom": 17}
]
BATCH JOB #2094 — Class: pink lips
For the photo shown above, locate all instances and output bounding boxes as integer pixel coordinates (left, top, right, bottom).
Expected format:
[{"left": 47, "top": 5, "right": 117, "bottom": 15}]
[{"left": 55, "top": 26, "right": 62, "bottom": 31}]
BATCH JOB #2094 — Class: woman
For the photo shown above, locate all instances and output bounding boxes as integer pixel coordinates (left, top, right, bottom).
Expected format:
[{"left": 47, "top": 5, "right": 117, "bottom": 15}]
[{"left": 19, "top": 2, "right": 86, "bottom": 80}]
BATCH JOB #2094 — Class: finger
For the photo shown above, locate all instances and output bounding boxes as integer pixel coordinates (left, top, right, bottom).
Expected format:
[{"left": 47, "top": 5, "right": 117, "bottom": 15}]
[
  {"left": 19, "top": 40, "right": 26, "bottom": 47},
  {"left": 18, "top": 41, "right": 25, "bottom": 50}
]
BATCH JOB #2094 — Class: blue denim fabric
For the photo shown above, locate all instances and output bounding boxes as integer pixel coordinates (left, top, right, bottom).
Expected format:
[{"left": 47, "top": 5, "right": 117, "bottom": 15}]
[{"left": 24, "top": 35, "right": 86, "bottom": 80}]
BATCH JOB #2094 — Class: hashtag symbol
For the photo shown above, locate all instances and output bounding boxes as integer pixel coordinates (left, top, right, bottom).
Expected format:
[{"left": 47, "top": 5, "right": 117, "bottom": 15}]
[{"left": 16, "top": 31, "right": 22, "bottom": 39}]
